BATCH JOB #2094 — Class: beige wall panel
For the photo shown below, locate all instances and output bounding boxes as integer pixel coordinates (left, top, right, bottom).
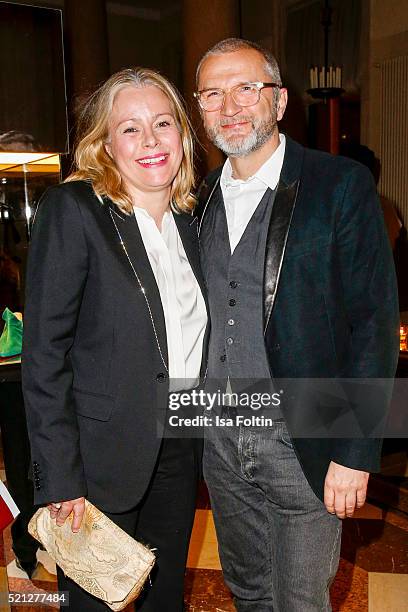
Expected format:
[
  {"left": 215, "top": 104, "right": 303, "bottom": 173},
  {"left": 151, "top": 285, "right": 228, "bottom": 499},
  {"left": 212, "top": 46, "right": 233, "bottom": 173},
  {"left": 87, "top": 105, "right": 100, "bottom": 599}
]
[{"left": 371, "top": 0, "right": 408, "bottom": 40}]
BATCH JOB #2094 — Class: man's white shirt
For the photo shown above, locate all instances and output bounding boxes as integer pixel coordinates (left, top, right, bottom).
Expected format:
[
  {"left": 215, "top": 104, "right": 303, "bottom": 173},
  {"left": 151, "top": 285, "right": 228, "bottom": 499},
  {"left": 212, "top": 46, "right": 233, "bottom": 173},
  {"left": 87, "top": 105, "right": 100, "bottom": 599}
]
[{"left": 220, "top": 133, "right": 286, "bottom": 253}]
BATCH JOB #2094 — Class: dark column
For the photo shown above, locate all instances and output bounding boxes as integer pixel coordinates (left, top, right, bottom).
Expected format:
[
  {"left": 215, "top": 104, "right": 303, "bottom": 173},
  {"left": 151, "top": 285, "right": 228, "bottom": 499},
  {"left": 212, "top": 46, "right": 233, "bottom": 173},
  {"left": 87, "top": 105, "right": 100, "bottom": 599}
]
[
  {"left": 182, "top": 0, "right": 240, "bottom": 177},
  {"left": 63, "top": 0, "right": 110, "bottom": 119},
  {"left": 307, "top": 99, "right": 340, "bottom": 155},
  {"left": 328, "top": 98, "right": 340, "bottom": 155}
]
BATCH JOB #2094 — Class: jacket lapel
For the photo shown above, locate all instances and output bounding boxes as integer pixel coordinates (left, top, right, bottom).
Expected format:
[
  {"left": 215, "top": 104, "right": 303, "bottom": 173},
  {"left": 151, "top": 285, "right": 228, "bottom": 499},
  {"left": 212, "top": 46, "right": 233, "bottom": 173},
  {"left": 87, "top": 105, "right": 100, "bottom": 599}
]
[
  {"left": 263, "top": 136, "right": 303, "bottom": 332},
  {"left": 173, "top": 211, "right": 207, "bottom": 302},
  {"left": 197, "top": 173, "right": 222, "bottom": 236},
  {"left": 196, "top": 137, "right": 304, "bottom": 336},
  {"left": 107, "top": 202, "right": 168, "bottom": 367},
  {"left": 174, "top": 210, "right": 210, "bottom": 377}
]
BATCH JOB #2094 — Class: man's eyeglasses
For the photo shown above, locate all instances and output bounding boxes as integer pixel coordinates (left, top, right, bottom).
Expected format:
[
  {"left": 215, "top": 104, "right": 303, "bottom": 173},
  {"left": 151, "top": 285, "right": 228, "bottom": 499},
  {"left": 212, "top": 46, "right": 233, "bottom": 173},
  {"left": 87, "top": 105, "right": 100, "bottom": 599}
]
[{"left": 194, "top": 82, "right": 281, "bottom": 112}]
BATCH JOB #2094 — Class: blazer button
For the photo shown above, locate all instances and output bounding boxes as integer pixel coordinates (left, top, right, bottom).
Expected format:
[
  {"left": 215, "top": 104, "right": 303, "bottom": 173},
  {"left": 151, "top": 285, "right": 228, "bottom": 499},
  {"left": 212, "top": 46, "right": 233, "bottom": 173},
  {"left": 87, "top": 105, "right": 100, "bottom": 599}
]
[
  {"left": 229, "top": 281, "right": 238, "bottom": 289},
  {"left": 156, "top": 372, "right": 167, "bottom": 383}
]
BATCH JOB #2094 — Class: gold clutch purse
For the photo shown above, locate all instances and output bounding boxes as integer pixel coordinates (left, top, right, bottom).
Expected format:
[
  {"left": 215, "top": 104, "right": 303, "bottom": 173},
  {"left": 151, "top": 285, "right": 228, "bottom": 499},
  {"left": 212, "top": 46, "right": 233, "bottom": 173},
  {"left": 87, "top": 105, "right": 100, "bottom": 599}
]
[{"left": 28, "top": 499, "right": 155, "bottom": 611}]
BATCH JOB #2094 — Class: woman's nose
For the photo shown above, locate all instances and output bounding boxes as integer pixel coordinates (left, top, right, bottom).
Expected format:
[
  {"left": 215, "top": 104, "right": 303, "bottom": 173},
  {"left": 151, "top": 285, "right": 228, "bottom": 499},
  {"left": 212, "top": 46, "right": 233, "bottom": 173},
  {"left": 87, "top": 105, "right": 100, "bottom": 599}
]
[{"left": 143, "top": 128, "right": 159, "bottom": 148}]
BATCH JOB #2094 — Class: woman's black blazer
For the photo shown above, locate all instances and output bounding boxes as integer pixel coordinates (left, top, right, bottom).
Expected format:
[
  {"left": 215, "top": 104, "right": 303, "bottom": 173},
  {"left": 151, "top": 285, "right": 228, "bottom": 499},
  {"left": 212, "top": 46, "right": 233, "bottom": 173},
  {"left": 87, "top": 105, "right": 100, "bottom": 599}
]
[{"left": 22, "top": 180, "right": 208, "bottom": 513}]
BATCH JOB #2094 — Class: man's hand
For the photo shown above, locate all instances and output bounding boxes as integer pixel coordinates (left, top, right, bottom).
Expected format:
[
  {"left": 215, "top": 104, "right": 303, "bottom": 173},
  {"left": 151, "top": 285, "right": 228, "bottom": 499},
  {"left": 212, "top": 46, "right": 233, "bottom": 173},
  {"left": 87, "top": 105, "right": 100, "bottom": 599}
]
[
  {"left": 48, "top": 497, "right": 86, "bottom": 533},
  {"left": 324, "top": 461, "right": 369, "bottom": 519}
]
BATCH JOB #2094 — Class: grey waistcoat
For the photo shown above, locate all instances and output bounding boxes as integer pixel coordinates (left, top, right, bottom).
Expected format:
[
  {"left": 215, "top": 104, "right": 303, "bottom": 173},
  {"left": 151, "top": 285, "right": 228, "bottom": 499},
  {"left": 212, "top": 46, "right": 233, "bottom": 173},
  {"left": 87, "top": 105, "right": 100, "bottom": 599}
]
[{"left": 200, "top": 184, "right": 282, "bottom": 417}]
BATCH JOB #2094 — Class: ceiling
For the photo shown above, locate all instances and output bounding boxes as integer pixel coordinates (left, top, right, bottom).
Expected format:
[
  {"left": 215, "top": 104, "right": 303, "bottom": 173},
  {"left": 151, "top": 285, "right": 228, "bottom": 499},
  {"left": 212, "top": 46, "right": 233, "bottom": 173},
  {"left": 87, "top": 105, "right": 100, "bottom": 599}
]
[{"left": 3, "top": 0, "right": 181, "bottom": 15}]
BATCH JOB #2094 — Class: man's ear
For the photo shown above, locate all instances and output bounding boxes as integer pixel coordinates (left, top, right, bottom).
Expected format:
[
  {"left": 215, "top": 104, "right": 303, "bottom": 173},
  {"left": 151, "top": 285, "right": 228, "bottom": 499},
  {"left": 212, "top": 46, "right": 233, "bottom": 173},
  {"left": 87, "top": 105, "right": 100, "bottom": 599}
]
[{"left": 277, "top": 88, "right": 288, "bottom": 122}]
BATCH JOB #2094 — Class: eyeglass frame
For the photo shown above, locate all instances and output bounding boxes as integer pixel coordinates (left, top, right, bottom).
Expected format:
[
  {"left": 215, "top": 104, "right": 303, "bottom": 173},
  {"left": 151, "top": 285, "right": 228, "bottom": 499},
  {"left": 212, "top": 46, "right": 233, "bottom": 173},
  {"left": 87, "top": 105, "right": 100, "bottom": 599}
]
[{"left": 194, "top": 81, "right": 282, "bottom": 111}]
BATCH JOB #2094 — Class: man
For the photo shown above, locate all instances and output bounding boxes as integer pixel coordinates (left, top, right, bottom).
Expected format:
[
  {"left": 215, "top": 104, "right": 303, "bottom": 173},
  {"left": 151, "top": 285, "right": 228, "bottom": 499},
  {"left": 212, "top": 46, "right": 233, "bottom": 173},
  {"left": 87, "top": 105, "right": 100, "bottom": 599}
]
[{"left": 195, "top": 38, "right": 399, "bottom": 611}]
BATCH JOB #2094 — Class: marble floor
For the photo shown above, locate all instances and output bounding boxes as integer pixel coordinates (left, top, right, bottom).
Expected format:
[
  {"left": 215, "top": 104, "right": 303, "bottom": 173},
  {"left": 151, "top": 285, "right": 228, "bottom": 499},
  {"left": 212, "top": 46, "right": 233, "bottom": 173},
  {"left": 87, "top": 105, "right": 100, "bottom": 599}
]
[{"left": 2, "top": 472, "right": 408, "bottom": 611}]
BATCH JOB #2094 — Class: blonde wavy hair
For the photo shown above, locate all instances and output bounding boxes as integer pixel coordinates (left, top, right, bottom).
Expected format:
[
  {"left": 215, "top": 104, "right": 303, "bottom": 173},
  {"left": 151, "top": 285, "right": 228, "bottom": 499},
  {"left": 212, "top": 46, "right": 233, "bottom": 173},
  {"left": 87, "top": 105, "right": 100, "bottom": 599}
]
[{"left": 66, "top": 68, "right": 196, "bottom": 214}]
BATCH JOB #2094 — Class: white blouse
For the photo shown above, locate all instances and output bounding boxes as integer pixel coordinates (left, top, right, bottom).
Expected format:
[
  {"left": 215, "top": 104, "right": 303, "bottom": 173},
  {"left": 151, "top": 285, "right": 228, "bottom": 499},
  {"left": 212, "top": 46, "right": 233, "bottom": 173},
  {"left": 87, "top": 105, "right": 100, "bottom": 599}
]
[{"left": 133, "top": 207, "right": 207, "bottom": 391}]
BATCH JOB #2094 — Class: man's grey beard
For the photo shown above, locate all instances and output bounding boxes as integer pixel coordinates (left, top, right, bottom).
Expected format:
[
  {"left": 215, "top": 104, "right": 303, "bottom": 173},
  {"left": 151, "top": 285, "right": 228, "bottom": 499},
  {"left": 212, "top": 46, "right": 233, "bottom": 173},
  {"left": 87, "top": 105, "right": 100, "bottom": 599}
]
[{"left": 206, "top": 115, "right": 277, "bottom": 158}]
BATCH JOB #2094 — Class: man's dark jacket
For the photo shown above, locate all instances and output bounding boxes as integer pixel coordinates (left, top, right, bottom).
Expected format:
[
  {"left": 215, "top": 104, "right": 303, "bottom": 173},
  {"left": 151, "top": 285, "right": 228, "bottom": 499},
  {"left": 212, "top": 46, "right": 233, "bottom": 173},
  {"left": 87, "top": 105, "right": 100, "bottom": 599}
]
[{"left": 197, "top": 135, "right": 400, "bottom": 501}]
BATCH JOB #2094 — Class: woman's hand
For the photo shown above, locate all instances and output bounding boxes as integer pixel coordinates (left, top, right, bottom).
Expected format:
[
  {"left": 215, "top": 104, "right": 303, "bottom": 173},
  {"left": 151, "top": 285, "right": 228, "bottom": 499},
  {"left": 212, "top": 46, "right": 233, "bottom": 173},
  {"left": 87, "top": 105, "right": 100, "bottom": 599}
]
[{"left": 48, "top": 497, "right": 86, "bottom": 533}]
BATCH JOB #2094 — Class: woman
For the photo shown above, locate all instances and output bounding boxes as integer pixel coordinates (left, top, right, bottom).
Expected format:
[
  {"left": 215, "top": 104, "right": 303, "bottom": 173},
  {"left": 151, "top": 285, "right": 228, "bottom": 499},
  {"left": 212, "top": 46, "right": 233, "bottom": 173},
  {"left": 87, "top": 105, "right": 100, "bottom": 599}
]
[{"left": 22, "top": 68, "right": 208, "bottom": 611}]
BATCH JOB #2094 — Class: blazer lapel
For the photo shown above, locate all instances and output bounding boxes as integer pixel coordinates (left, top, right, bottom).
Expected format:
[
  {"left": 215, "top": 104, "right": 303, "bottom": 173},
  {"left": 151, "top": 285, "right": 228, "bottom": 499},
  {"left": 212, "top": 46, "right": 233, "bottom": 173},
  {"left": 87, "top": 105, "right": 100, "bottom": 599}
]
[
  {"left": 173, "top": 211, "right": 207, "bottom": 300},
  {"left": 107, "top": 202, "right": 168, "bottom": 367},
  {"left": 195, "top": 136, "right": 303, "bottom": 336},
  {"left": 198, "top": 175, "right": 221, "bottom": 236},
  {"left": 263, "top": 136, "right": 303, "bottom": 332},
  {"left": 173, "top": 210, "right": 211, "bottom": 379}
]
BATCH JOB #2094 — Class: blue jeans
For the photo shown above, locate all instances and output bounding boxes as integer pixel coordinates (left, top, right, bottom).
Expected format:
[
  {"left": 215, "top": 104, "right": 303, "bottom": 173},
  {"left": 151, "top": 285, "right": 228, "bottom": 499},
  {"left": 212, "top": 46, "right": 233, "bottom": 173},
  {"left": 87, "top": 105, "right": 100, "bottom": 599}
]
[{"left": 203, "top": 417, "right": 342, "bottom": 611}]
